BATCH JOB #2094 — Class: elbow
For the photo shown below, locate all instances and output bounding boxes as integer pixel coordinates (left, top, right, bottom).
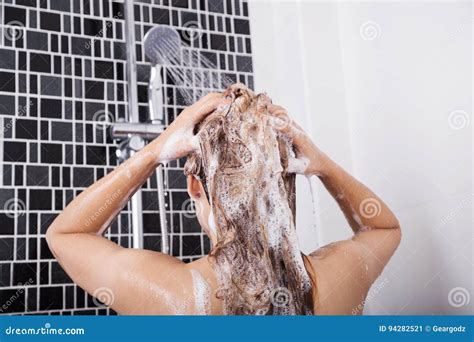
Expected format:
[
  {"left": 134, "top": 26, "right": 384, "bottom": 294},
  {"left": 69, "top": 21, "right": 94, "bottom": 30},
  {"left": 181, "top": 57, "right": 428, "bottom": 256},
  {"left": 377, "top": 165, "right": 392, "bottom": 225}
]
[
  {"left": 45, "top": 227, "right": 56, "bottom": 256},
  {"left": 376, "top": 217, "right": 402, "bottom": 254},
  {"left": 45, "top": 213, "right": 68, "bottom": 250},
  {"left": 393, "top": 225, "right": 402, "bottom": 246},
  {"left": 45, "top": 220, "right": 58, "bottom": 246},
  {"left": 45, "top": 223, "right": 62, "bottom": 260},
  {"left": 388, "top": 225, "right": 402, "bottom": 253},
  {"left": 383, "top": 213, "right": 401, "bottom": 249},
  {"left": 392, "top": 215, "right": 402, "bottom": 246},
  {"left": 45, "top": 227, "right": 55, "bottom": 247}
]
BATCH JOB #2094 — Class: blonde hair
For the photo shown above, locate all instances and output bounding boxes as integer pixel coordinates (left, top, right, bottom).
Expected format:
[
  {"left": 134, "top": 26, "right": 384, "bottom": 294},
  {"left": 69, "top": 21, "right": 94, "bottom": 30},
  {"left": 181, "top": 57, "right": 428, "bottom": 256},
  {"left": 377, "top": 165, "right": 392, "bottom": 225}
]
[{"left": 184, "top": 84, "right": 314, "bottom": 315}]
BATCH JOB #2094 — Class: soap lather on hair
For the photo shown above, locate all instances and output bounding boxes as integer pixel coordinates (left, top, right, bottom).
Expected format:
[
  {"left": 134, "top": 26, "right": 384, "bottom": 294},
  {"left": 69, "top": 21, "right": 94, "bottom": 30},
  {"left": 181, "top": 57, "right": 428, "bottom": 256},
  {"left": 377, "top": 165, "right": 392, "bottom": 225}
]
[{"left": 184, "top": 83, "right": 315, "bottom": 315}]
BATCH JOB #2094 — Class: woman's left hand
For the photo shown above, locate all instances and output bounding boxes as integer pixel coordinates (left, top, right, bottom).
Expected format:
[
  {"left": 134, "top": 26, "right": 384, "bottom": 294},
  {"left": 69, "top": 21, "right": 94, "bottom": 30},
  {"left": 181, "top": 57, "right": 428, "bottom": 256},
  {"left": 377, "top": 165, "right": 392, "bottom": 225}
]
[
  {"left": 267, "top": 104, "right": 327, "bottom": 176},
  {"left": 153, "top": 92, "right": 227, "bottom": 162}
]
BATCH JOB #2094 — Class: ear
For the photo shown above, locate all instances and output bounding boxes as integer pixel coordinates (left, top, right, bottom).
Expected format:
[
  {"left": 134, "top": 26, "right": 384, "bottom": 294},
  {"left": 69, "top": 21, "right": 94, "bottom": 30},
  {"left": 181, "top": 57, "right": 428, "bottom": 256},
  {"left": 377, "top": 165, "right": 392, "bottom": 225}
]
[{"left": 187, "top": 175, "right": 203, "bottom": 199}]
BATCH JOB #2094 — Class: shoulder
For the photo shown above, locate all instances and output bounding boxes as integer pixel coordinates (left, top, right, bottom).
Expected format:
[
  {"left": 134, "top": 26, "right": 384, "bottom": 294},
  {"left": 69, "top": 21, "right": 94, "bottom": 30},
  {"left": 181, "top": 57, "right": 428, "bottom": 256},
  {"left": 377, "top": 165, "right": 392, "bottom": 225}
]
[
  {"left": 186, "top": 256, "right": 224, "bottom": 315},
  {"left": 306, "top": 240, "right": 376, "bottom": 315},
  {"left": 113, "top": 249, "right": 194, "bottom": 314}
]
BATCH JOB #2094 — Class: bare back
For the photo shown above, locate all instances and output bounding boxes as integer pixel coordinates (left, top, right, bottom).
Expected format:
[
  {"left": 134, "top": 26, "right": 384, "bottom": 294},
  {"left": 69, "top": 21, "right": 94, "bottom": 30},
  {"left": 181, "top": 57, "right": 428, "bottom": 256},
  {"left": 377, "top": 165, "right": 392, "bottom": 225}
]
[{"left": 111, "top": 225, "right": 399, "bottom": 315}]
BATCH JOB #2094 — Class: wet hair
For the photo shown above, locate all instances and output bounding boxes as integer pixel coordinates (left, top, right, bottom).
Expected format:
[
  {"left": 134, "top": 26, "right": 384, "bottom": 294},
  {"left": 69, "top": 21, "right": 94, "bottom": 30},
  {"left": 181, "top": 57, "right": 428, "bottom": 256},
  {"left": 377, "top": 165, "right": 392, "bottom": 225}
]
[{"left": 184, "top": 84, "right": 314, "bottom": 315}]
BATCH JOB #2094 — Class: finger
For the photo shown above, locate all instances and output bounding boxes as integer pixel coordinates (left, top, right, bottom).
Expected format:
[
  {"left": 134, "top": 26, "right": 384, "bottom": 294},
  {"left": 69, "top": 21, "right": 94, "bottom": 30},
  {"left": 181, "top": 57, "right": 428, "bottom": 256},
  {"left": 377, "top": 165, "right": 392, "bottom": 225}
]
[
  {"left": 267, "top": 104, "right": 289, "bottom": 117},
  {"left": 267, "top": 115, "right": 304, "bottom": 140},
  {"left": 267, "top": 105, "right": 294, "bottom": 132},
  {"left": 191, "top": 93, "right": 226, "bottom": 120},
  {"left": 268, "top": 115, "right": 293, "bottom": 135},
  {"left": 268, "top": 104, "right": 306, "bottom": 131},
  {"left": 267, "top": 105, "right": 309, "bottom": 143},
  {"left": 267, "top": 104, "right": 304, "bottom": 132}
]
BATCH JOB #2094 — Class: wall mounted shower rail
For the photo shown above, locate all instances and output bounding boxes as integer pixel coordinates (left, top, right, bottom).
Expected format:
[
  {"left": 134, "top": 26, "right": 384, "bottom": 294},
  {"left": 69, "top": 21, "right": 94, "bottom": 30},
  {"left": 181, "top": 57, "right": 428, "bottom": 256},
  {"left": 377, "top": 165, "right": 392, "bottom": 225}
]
[
  {"left": 119, "top": 2, "right": 169, "bottom": 254},
  {"left": 110, "top": 122, "right": 164, "bottom": 140},
  {"left": 110, "top": 125, "right": 170, "bottom": 255}
]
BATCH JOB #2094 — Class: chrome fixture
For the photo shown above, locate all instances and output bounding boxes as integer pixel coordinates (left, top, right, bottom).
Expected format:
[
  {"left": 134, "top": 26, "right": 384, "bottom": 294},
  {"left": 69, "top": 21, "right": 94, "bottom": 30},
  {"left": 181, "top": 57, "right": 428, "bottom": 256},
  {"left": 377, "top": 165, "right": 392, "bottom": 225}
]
[
  {"left": 121, "top": 0, "right": 145, "bottom": 251},
  {"left": 111, "top": 122, "right": 164, "bottom": 141},
  {"left": 143, "top": 26, "right": 181, "bottom": 124},
  {"left": 115, "top": 135, "right": 146, "bottom": 163},
  {"left": 109, "top": 25, "right": 182, "bottom": 254}
]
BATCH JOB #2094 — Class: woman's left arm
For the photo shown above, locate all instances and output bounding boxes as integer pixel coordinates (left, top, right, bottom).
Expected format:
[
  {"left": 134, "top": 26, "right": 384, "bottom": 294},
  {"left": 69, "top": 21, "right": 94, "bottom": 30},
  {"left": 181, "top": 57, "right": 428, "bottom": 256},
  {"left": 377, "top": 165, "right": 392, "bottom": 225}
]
[{"left": 46, "top": 93, "right": 224, "bottom": 313}]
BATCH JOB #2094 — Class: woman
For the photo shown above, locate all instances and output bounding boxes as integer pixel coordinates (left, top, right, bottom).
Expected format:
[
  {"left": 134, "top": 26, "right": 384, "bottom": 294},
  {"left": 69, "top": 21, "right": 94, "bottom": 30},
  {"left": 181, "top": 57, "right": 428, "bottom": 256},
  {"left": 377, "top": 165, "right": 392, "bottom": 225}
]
[{"left": 46, "top": 84, "right": 401, "bottom": 315}]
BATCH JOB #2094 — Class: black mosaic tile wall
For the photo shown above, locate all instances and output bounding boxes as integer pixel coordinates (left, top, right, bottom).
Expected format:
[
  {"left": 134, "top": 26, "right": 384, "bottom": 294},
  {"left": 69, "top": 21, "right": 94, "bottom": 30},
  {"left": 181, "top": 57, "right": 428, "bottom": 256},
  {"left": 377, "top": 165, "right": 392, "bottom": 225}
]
[
  {"left": 133, "top": 0, "right": 253, "bottom": 263},
  {"left": 0, "top": 0, "right": 253, "bottom": 315}
]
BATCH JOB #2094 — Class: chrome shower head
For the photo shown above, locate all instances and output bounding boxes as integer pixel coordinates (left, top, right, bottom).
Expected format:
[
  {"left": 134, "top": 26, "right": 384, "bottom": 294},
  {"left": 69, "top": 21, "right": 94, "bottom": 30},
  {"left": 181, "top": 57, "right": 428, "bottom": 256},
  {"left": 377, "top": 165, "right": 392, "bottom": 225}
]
[
  {"left": 143, "top": 25, "right": 182, "bottom": 66},
  {"left": 144, "top": 26, "right": 182, "bottom": 124}
]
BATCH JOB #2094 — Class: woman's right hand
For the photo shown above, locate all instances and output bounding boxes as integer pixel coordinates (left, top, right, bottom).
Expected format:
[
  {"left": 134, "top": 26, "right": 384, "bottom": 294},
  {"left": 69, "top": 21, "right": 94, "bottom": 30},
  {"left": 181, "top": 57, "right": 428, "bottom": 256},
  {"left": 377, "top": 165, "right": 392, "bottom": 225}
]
[
  {"left": 152, "top": 92, "right": 228, "bottom": 162},
  {"left": 267, "top": 104, "right": 327, "bottom": 176}
]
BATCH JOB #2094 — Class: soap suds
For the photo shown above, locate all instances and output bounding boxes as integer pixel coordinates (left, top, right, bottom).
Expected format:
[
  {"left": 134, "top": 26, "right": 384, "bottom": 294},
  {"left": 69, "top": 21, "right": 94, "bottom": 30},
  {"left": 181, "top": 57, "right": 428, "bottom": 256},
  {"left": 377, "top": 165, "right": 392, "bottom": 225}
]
[
  {"left": 190, "top": 269, "right": 211, "bottom": 315},
  {"left": 184, "top": 83, "right": 314, "bottom": 315},
  {"left": 208, "top": 209, "right": 217, "bottom": 235},
  {"left": 126, "top": 273, "right": 192, "bottom": 314},
  {"left": 352, "top": 212, "right": 363, "bottom": 226},
  {"left": 307, "top": 175, "right": 321, "bottom": 248},
  {"left": 159, "top": 127, "right": 196, "bottom": 163},
  {"left": 287, "top": 156, "right": 310, "bottom": 174}
]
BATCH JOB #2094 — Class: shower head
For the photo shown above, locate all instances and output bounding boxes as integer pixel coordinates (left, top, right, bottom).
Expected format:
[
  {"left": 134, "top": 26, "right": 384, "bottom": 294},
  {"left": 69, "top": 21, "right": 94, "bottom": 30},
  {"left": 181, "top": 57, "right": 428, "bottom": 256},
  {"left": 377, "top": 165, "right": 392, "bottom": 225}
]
[
  {"left": 144, "top": 26, "right": 182, "bottom": 124},
  {"left": 143, "top": 26, "right": 182, "bottom": 66}
]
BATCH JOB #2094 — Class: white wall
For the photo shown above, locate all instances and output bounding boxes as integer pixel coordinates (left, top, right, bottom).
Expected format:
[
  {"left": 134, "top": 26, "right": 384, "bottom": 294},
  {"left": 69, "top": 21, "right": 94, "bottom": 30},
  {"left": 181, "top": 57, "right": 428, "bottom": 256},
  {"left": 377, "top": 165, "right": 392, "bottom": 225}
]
[{"left": 249, "top": 0, "right": 472, "bottom": 315}]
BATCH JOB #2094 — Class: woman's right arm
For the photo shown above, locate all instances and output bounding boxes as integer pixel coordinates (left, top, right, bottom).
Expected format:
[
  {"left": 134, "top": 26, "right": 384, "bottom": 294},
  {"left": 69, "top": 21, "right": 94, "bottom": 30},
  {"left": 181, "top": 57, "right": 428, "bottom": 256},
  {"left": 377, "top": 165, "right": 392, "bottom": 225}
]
[{"left": 46, "top": 93, "right": 224, "bottom": 314}]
